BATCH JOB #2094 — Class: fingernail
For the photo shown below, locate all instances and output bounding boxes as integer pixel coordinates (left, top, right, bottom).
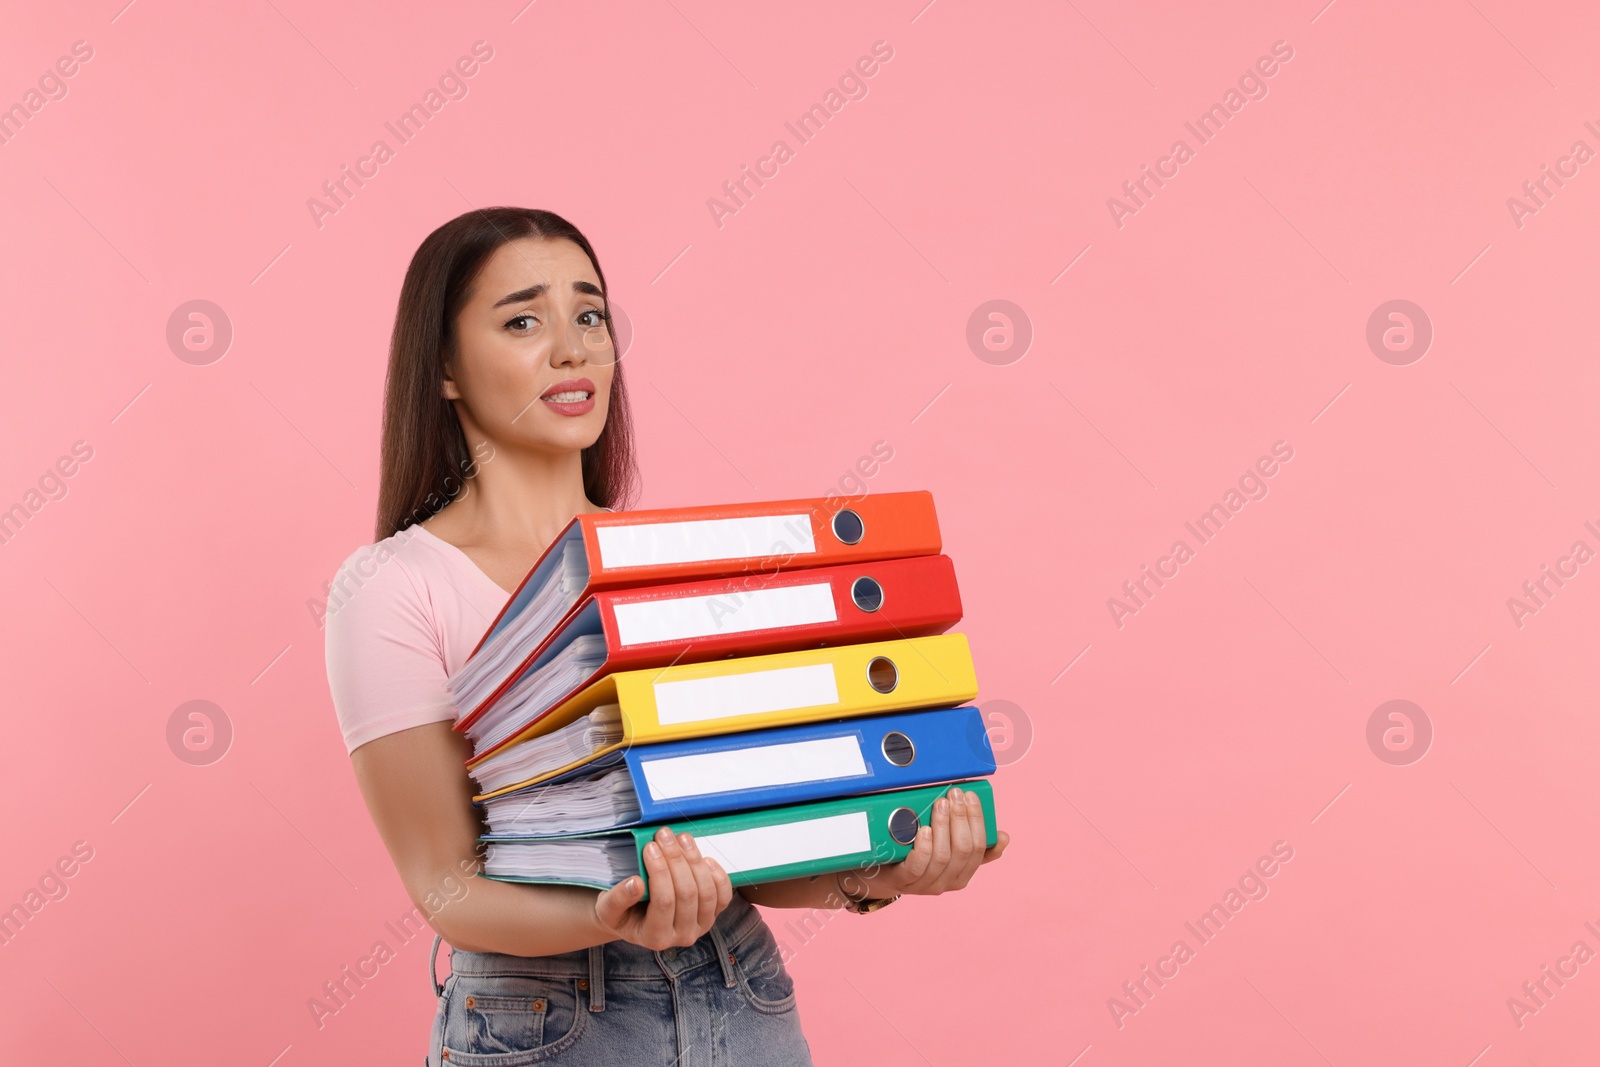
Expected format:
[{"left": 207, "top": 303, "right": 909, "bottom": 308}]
[
  {"left": 645, "top": 842, "right": 660, "bottom": 860},
  {"left": 658, "top": 826, "right": 673, "bottom": 842},
  {"left": 936, "top": 798, "right": 947, "bottom": 815},
  {"left": 679, "top": 832, "right": 696, "bottom": 853}
]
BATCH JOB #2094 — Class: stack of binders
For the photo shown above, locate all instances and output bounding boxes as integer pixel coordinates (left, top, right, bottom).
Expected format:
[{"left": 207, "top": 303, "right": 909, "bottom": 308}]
[{"left": 447, "top": 491, "right": 999, "bottom": 896}]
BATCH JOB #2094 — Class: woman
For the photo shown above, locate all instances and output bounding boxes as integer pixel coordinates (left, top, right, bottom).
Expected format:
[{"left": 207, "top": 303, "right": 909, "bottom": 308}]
[{"left": 324, "top": 207, "right": 1009, "bottom": 1066}]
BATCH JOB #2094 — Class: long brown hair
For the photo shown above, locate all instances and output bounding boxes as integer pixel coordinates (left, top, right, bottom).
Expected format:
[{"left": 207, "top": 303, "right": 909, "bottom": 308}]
[{"left": 374, "top": 207, "right": 638, "bottom": 541}]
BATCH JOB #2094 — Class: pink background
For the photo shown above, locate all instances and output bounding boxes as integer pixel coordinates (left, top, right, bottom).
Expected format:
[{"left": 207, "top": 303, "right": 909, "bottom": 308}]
[{"left": 3, "top": 0, "right": 1598, "bottom": 1063}]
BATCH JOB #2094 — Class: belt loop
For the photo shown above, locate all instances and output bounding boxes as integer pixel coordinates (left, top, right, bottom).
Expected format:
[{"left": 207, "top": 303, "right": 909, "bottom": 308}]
[
  {"left": 586, "top": 945, "right": 605, "bottom": 1012},
  {"left": 428, "top": 935, "right": 445, "bottom": 997},
  {"left": 708, "top": 922, "right": 737, "bottom": 988}
]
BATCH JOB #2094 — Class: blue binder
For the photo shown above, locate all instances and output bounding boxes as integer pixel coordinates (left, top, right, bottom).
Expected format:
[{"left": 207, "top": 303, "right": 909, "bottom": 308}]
[{"left": 479, "top": 704, "right": 996, "bottom": 839}]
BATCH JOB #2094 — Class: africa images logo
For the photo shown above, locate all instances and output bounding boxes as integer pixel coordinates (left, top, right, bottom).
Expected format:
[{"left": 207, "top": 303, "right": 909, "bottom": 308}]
[{"left": 1105, "top": 40, "right": 1296, "bottom": 229}]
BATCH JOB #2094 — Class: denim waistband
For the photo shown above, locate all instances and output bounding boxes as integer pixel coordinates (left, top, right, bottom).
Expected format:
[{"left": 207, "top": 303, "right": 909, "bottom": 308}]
[{"left": 432, "top": 890, "right": 767, "bottom": 993}]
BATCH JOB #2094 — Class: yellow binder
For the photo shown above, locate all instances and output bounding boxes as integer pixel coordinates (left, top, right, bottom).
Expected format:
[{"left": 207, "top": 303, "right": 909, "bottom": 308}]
[{"left": 469, "top": 633, "right": 977, "bottom": 802}]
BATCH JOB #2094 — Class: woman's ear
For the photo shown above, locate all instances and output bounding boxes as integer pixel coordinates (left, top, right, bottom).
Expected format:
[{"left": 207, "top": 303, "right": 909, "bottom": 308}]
[{"left": 441, "top": 358, "right": 462, "bottom": 400}]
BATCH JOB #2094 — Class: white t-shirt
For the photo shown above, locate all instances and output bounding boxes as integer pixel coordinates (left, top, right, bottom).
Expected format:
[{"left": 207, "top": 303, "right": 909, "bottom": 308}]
[{"left": 323, "top": 523, "right": 519, "bottom": 754}]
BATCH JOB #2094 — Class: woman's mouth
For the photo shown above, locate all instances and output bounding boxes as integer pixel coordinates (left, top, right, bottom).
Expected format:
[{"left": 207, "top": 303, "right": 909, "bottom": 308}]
[{"left": 540, "top": 378, "right": 597, "bottom": 417}]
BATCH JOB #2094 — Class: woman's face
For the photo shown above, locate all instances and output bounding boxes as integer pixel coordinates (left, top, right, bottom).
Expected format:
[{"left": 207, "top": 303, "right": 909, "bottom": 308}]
[{"left": 444, "top": 236, "right": 615, "bottom": 455}]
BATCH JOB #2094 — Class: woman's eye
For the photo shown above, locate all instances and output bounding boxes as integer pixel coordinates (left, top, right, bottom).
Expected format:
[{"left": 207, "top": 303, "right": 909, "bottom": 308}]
[
  {"left": 505, "top": 314, "right": 537, "bottom": 333},
  {"left": 578, "top": 308, "right": 609, "bottom": 328}
]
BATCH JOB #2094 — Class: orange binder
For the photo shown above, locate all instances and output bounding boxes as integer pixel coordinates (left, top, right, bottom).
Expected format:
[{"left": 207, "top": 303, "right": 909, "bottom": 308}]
[{"left": 449, "top": 491, "right": 942, "bottom": 724}]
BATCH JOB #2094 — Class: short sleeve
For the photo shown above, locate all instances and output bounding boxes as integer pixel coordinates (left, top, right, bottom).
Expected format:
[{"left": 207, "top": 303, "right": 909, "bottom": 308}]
[{"left": 324, "top": 544, "right": 458, "bottom": 754}]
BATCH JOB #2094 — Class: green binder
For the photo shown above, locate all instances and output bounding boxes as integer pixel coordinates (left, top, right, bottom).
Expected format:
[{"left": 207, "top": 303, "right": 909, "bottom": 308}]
[{"left": 480, "top": 779, "right": 997, "bottom": 897}]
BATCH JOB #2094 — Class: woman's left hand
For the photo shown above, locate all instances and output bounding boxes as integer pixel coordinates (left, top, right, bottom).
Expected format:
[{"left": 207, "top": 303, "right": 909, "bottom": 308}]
[{"left": 856, "top": 785, "right": 1009, "bottom": 898}]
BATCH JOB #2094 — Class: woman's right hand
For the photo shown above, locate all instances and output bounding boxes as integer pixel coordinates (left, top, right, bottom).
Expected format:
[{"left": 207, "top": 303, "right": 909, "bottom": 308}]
[{"left": 594, "top": 825, "right": 733, "bottom": 950}]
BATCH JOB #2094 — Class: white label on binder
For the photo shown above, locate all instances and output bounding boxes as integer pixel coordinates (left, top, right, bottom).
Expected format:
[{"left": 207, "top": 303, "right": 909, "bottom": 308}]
[
  {"left": 693, "top": 812, "right": 872, "bottom": 874},
  {"left": 613, "top": 582, "right": 838, "bottom": 646},
  {"left": 596, "top": 514, "right": 816, "bottom": 569},
  {"left": 640, "top": 735, "right": 868, "bottom": 800},
  {"left": 653, "top": 663, "right": 840, "bottom": 725}
]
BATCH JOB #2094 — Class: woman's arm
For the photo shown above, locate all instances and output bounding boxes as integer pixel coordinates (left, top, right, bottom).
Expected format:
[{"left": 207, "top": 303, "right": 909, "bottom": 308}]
[
  {"left": 739, "top": 784, "right": 1010, "bottom": 910},
  {"left": 351, "top": 721, "right": 732, "bottom": 955}
]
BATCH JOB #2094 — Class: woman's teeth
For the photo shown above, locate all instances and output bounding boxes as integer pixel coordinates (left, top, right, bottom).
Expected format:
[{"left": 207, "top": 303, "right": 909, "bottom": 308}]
[{"left": 545, "top": 391, "right": 592, "bottom": 402}]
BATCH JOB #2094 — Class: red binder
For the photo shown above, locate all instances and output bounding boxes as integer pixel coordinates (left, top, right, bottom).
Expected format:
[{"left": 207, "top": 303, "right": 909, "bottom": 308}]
[
  {"left": 457, "top": 553, "right": 963, "bottom": 755},
  {"left": 449, "top": 491, "right": 943, "bottom": 724}
]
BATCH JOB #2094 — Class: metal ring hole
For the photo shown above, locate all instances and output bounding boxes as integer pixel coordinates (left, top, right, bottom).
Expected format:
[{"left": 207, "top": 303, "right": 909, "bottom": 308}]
[
  {"left": 831, "top": 509, "right": 865, "bottom": 545},
  {"left": 866, "top": 656, "right": 898, "bottom": 694},
  {"left": 850, "top": 576, "right": 884, "bottom": 612},
  {"left": 881, "top": 731, "right": 915, "bottom": 767},
  {"left": 887, "top": 806, "right": 920, "bottom": 846}
]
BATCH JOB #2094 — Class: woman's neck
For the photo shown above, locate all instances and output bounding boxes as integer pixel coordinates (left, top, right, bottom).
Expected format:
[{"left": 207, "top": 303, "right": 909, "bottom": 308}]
[{"left": 426, "top": 443, "right": 597, "bottom": 553}]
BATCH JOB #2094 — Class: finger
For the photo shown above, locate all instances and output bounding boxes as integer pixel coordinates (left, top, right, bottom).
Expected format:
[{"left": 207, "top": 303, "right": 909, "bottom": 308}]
[
  {"left": 981, "top": 830, "right": 1010, "bottom": 864},
  {"left": 933, "top": 789, "right": 974, "bottom": 892},
  {"left": 595, "top": 875, "right": 645, "bottom": 931},
  {"left": 956, "top": 788, "right": 989, "bottom": 884},
  {"left": 917, "top": 793, "right": 957, "bottom": 893},
  {"left": 657, "top": 827, "right": 701, "bottom": 941},
  {"left": 929, "top": 793, "right": 954, "bottom": 872},
  {"left": 947, "top": 788, "right": 977, "bottom": 873},
  {"left": 894, "top": 823, "right": 935, "bottom": 892},
  {"left": 641, "top": 834, "right": 676, "bottom": 941},
  {"left": 679, "top": 833, "right": 718, "bottom": 935},
  {"left": 965, "top": 786, "right": 990, "bottom": 841},
  {"left": 708, "top": 856, "right": 733, "bottom": 914}
]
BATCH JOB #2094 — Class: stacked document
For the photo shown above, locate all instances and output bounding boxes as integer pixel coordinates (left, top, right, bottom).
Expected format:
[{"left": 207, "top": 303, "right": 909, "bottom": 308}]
[
  {"left": 458, "top": 552, "right": 964, "bottom": 756},
  {"left": 448, "top": 492, "right": 946, "bottom": 733},
  {"left": 479, "top": 705, "right": 995, "bottom": 837},
  {"left": 482, "top": 780, "right": 998, "bottom": 893},
  {"left": 448, "top": 540, "right": 591, "bottom": 717},
  {"left": 473, "top": 704, "right": 627, "bottom": 795},
  {"left": 445, "top": 491, "right": 1003, "bottom": 892},
  {"left": 483, "top": 836, "right": 639, "bottom": 888},
  {"left": 467, "top": 633, "right": 978, "bottom": 798},
  {"left": 483, "top": 767, "right": 642, "bottom": 838},
  {"left": 465, "top": 633, "right": 611, "bottom": 752}
]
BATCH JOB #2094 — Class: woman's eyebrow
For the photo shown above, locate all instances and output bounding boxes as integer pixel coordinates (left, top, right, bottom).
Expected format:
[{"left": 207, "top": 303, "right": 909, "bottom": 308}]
[{"left": 492, "top": 280, "right": 604, "bottom": 309}]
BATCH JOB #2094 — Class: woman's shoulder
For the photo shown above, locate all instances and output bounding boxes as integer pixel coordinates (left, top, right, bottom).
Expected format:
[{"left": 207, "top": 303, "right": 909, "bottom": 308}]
[
  {"left": 326, "top": 506, "right": 609, "bottom": 617},
  {"left": 330, "top": 525, "right": 430, "bottom": 592},
  {"left": 324, "top": 524, "right": 464, "bottom": 629},
  {"left": 322, "top": 526, "right": 467, "bottom": 753}
]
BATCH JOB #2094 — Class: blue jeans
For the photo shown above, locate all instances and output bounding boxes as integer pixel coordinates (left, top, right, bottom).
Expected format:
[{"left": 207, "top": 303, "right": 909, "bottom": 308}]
[{"left": 425, "top": 891, "right": 813, "bottom": 1065}]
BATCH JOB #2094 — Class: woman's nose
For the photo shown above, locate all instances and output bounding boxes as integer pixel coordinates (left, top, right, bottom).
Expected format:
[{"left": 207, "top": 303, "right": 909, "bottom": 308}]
[{"left": 548, "top": 315, "right": 588, "bottom": 363}]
